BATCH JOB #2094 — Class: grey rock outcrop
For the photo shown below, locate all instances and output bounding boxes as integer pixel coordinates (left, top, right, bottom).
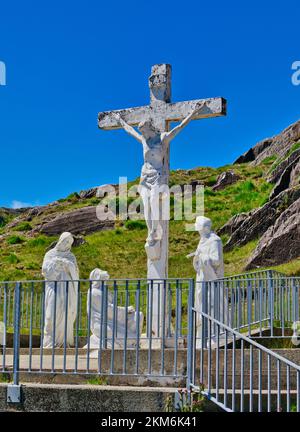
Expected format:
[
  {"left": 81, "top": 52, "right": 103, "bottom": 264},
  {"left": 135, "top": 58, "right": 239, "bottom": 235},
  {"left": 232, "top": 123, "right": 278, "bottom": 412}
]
[
  {"left": 246, "top": 198, "right": 300, "bottom": 269},
  {"left": 218, "top": 212, "right": 249, "bottom": 237},
  {"left": 221, "top": 187, "right": 300, "bottom": 251},
  {"left": 234, "top": 119, "right": 300, "bottom": 166},
  {"left": 35, "top": 206, "right": 115, "bottom": 236},
  {"left": 212, "top": 171, "right": 240, "bottom": 191}
]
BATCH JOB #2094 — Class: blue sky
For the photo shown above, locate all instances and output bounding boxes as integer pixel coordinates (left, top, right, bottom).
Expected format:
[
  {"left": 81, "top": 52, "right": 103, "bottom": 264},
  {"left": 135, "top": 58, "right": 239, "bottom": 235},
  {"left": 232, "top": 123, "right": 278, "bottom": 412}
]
[{"left": 0, "top": 1, "right": 299, "bottom": 208}]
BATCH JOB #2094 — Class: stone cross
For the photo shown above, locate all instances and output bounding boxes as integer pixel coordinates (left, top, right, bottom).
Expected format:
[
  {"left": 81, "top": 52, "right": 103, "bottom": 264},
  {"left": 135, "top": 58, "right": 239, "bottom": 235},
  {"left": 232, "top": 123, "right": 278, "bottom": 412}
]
[{"left": 98, "top": 64, "right": 226, "bottom": 339}]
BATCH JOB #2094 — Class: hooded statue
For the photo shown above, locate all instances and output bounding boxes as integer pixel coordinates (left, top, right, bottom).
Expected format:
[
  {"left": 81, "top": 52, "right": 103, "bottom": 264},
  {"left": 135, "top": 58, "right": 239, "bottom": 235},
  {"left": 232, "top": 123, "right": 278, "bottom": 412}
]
[{"left": 42, "top": 232, "right": 79, "bottom": 348}]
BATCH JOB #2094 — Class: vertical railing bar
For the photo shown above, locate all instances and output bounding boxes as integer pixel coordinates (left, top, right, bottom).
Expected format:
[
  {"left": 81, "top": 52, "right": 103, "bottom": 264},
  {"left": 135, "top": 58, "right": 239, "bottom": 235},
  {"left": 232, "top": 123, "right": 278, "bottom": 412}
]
[
  {"left": 258, "top": 349, "right": 262, "bottom": 412},
  {"left": 232, "top": 333, "right": 236, "bottom": 411},
  {"left": 277, "top": 360, "right": 281, "bottom": 412},
  {"left": 86, "top": 280, "right": 92, "bottom": 373},
  {"left": 123, "top": 280, "right": 129, "bottom": 375},
  {"left": 39, "top": 282, "right": 45, "bottom": 372},
  {"left": 97, "top": 280, "right": 105, "bottom": 374},
  {"left": 240, "top": 339, "right": 244, "bottom": 412},
  {"left": 286, "top": 365, "right": 290, "bottom": 413},
  {"left": 249, "top": 345, "right": 253, "bottom": 412},
  {"left": 148, "top": 280, "right": 153, "bottom": 375},
  {"left": 74, "top": 281, "right": 80, "bottom": 373},
  {"left": 51, "top": 281, "right": 57, "bottom": 373},
  {"left": 216, "top": 324, "right": 220, "bottom": 402},
  {"left": 28, "top": 282, "right": 34, "bottom": 372},
  {"left": 110, "top": 281, "right": 118, "bottom": 374},
  {"left": 160, "top": 280, "right": 166, "bottom": 376},
  {"left": 62, "top": 281, "right": 69, "bottom": 374},
  {"left": 135, "top": 280, "right": 141, "bottom": 375},
  {"left": 224, "top": 330, "right": 228, "bottom": 408},
  {"left": 174, "top": 280, "right": 179, "bottom": 376}
]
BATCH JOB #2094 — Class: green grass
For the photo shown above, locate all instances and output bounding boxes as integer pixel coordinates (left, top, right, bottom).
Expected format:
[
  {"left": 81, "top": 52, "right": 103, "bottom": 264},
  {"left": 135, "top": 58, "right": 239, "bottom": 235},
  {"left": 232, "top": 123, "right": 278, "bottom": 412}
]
[
  {"left": 7, "top": 235, "right": 25, "bottom": 245},
  {"left": 0, "top": 160, "right": 298, "bottom": 281},
  {"left": 87, "top": 376, "right": 108, "bottom": 385},
  {"left": 14, "top": 222, "right": 32, "bottom": 231}
]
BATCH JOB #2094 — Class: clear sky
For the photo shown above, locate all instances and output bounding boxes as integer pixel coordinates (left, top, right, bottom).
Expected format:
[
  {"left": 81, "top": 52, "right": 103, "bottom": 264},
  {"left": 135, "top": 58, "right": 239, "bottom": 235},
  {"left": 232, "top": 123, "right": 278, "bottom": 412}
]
[{"left": 0, "top": 1, "right": 299, "bottom": 208}]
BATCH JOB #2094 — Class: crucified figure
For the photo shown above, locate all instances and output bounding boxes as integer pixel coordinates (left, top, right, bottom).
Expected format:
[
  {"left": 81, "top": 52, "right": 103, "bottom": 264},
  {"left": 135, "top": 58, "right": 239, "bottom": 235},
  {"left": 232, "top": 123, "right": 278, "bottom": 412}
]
[{"left": 113, "top": 101, "right": 206, "bottom": 247}]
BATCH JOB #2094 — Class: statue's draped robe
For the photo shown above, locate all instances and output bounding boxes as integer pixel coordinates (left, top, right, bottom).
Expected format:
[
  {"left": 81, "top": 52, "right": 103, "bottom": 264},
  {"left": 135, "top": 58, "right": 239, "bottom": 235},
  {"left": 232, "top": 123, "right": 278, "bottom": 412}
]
[
  {"left": 193, "top": 232, "right": 228, "bottom": 339},
  {"left": 42, "top": 248, "right": 79, "bottom": 348},
  {"left": 85, "top": 278, "right": 144, "bottom": 349}
]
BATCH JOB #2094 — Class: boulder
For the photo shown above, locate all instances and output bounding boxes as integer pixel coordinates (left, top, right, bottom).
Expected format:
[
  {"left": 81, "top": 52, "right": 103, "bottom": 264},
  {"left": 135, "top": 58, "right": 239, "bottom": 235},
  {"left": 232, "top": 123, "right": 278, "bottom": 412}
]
[
  {"left": 246, "top": 198, "right": 300, "bottom": 269},
  {"left": 222, "top": 186, "right": 300, "bottom": 251},
  {"left": 36, "top": 206, "right": 115, "bottom": 236},
  {"left": 212, "top": 170, "right": 240, "bottom": 191}
]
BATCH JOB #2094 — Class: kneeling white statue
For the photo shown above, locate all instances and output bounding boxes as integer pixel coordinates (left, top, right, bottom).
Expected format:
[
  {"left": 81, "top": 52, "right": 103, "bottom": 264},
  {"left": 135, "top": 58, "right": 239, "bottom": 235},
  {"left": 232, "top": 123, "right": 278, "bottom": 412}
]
[
  {"left": 85, "top": 268, "right": 144, "bottom": 349},
  {"left": 187, "top": 216, "right": 228, "bottom": 340},
  {"left": 42, "top": 232, "right": 79, "bottom": 348}
]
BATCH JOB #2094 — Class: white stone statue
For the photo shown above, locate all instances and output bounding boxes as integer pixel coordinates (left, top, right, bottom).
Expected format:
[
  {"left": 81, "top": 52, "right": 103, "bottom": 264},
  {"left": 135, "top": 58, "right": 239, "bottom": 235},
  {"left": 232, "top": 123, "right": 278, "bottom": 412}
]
[
  {"left": 113, "top": 101, "right": 206, "bottom": 260},
  {"left": 187, "top": 216, "right": 227, "bottom": 339},
  {"left": 85, "top": 268, "right": 144, "bottom": 349},
  {"left": 42, "top": 232, "right": 79, "bottom": 348}
]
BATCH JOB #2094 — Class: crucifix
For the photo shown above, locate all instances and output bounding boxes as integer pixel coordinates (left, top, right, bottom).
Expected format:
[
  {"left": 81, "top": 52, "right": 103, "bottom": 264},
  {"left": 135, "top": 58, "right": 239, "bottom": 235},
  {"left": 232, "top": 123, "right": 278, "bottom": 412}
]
[{"left": 98, "top": 64, "right": 226, "bottom": 339}]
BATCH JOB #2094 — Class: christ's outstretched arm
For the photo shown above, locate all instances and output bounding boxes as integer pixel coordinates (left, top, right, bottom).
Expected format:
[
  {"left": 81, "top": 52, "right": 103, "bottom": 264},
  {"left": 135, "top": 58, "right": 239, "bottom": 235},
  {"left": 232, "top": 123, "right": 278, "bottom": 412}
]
[
  {"left": 113, "top": 113, "right": 143, "bottom": 143},
  {"left": 166, "top": 101, "right": 207, "bottom": 141}
]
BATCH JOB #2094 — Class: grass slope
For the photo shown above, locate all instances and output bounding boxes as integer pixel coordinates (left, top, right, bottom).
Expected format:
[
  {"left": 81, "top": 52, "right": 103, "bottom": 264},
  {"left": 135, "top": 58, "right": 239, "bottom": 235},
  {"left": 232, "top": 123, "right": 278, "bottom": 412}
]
[{"left": 0, "top": 158, "right": 299, "bottom": 281}]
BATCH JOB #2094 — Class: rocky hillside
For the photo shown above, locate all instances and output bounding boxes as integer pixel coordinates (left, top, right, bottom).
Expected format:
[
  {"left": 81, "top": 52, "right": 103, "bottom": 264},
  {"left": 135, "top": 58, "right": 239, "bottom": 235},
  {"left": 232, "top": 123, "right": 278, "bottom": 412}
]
[
  {"left": 223, "top": 118, "right": 300, "bottom": 270},
  {"left": 0, "top": 118, "right": 299, "bottom": 281}
]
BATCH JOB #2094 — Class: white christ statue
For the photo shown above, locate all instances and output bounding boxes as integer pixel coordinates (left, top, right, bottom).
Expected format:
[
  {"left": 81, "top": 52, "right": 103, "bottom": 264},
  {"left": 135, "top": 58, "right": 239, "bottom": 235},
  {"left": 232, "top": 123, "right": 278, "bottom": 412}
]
[{"left": 113, "top": 101, "right": 206, "bottom": 256}]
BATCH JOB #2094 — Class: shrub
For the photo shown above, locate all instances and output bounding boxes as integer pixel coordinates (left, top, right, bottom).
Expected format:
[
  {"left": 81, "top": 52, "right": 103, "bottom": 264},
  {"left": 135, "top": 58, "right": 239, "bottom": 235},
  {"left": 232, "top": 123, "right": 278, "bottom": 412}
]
[
  {"left": 124, "top": 220, "right": 146, "bottom": 230},
  {"left": 26, "top": 262, "right": 39, "bottom": 270},
  {"left": 7, "top": 235, "right": 24, "bottom": 245},
  {"left": 28, "top": 236, "right": 47, "bottom": 247},
  {"left": 6, "top": 253, "right": 20, "bottom": 264},
  {"left": 15, "top": 222, "right": 32, "bottom": 231}
]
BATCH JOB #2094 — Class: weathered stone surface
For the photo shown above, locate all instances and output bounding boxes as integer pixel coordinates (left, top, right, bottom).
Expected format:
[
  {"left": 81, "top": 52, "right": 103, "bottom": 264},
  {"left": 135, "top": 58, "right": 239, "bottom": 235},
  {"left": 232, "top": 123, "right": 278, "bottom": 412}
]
[
  {"left": 267, "top": 147, "right": 300, "bottom": 184},
  {"left": 234, "top": 138, "right": 273, "bottom": 164},
  {"left": 0, "top": 383, "right": 175, "bottom": 412},
  {"left": 290, "top": 158, "right": 300, "bottom": 188},
  {"left": 36, "top": 206, "right": 114, "bottom": 236},
  {"left": 234, "top": 119, "right": 300, "bottom": 166},
  {"left": 269, "top": 157, "right": 300, "bottom": 200},
  {"left": 246, "top": 198, "right": 300, "bottom": 269},
  {"left": 212, "top": 170, "right": 240, "bottom": 191},
  {"left": 78, "top": 187, "right": 98, "bottom": 199},
  {"left": 218, "top": 212, "right": 249, "bottom": 237},
  {"left": 223, "top": 187, "right": 300, "bottom": 251}
]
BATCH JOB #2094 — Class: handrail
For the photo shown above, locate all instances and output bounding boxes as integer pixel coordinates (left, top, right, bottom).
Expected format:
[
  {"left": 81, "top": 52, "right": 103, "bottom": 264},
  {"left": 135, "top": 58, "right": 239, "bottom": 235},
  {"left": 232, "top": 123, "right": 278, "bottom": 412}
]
[{"left": 193, "top": 307, "right": 300, "bottom": 372}]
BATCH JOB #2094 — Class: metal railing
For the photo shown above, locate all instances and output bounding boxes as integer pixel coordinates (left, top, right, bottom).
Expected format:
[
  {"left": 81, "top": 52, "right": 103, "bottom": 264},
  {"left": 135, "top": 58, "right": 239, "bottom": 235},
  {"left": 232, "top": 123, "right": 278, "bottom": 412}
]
[
  {"left": 188, "top": 307, "right": 300, "bottom": 412},
  {"left": 0, "top": 278, "right": 192, "bottom": 382},
  {"left": 198, "top": 276, "right": 300, "bottom": 338},
  {"left": 1, "top": 274, "right": 300, "bottom": 412}
]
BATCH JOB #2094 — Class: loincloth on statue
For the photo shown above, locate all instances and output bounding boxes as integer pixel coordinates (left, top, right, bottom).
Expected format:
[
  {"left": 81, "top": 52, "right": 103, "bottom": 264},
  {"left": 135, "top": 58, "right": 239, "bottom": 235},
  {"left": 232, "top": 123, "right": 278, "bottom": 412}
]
[{"left": 139, "top": 163, "right": 167, "bottom": 190}]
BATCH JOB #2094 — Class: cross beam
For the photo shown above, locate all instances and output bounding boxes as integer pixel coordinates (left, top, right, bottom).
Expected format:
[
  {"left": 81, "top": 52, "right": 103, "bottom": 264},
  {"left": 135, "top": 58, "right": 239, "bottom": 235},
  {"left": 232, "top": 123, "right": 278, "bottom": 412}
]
[{"left": 98, "top": 97, "right": 226, "bottom": 130}]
